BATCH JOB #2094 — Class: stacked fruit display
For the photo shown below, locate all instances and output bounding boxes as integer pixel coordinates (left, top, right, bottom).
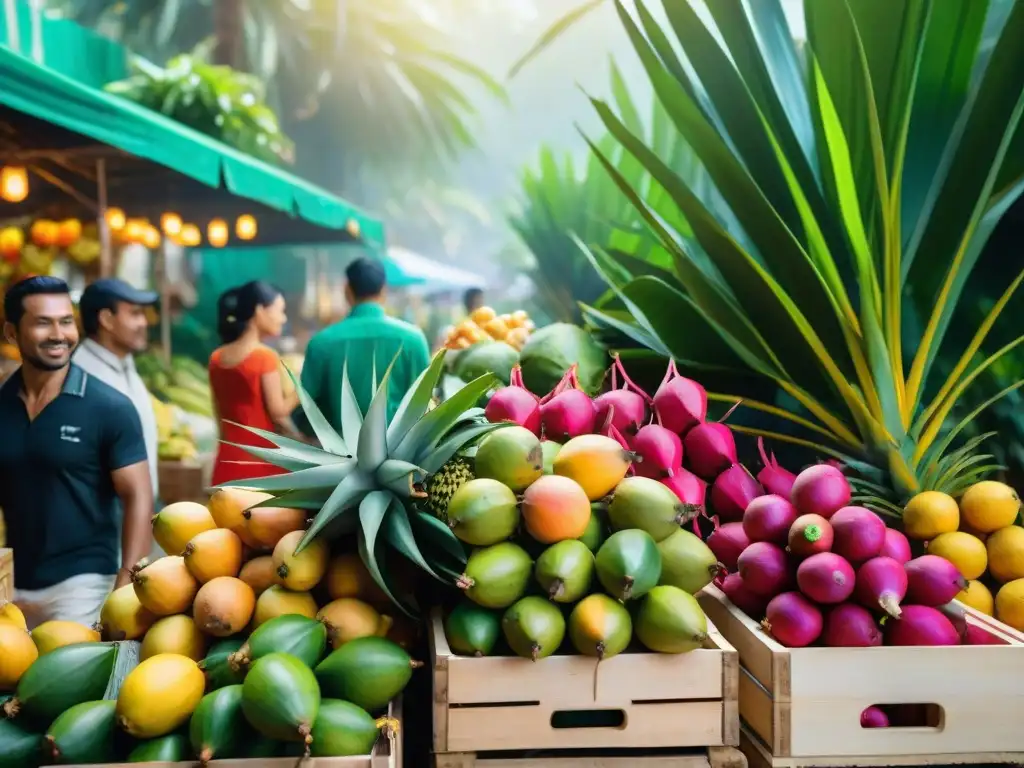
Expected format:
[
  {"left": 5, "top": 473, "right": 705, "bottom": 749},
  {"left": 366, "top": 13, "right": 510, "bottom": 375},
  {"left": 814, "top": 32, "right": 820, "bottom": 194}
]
[
  {"left": 709, "top": 463, "right": 1015, "bottom": 651},
  {"left": 901, "top": 482, "right": 1024, "bottom": 630},
  {"left": 444, "top": 306, "right": 535, "bottom": 351},
  {"left": 0, "top": 490, "right": 416, "bottom": 764},
  {"left": 138, "top": 352, "right": 214, "bottom": 420},
  {"left": 152, "top": 394, "right": 200, "bottom": 461},
  {"left": 437, "top": 424, "right": 721, "bottom": 660}
]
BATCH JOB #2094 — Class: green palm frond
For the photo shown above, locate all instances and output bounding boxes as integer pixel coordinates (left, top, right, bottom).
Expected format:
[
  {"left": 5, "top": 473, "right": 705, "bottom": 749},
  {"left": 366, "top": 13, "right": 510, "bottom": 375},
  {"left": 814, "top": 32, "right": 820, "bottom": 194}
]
[
  {"left": 579, "top": 0, "right": 1024, "bottom": 510},
  {"left": 220, "top": 349, "right": 505, "bottom": 615}
]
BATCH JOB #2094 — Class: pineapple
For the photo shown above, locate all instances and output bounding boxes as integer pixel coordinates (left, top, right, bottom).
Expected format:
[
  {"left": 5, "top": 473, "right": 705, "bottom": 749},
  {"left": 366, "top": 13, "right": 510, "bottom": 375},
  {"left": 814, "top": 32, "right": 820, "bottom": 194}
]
[
  {"left": 424, "top": 457, "right": 475, "bottom": 522},
  {"left": 225, "top": 351, "right": 504, "bottom": 614}
]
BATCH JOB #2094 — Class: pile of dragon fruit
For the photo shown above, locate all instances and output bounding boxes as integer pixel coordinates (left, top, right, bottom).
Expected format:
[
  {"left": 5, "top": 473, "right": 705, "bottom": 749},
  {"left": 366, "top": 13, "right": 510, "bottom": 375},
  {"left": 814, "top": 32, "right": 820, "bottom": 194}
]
[{"left": 486, "top": 356, "right": 763, "bottom": 525}]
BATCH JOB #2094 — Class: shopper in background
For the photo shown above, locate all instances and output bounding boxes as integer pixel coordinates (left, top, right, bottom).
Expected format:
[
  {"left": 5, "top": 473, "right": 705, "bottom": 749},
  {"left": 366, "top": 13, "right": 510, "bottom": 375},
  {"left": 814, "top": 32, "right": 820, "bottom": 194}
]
[
  {"left": 300, "top": 257, "right": 430, "bottom": 429},
  {"left": 209, "top": 281, "right": 299, "bottom": 487},
  {"left": 464, "top": 287, "right": 485, "bottom": 316},
  {"left": 73, "top": 278, "right": 160, "bottom": 499},
  {"left": 0, "top": 276, "right": 153, "bottom": 628}
]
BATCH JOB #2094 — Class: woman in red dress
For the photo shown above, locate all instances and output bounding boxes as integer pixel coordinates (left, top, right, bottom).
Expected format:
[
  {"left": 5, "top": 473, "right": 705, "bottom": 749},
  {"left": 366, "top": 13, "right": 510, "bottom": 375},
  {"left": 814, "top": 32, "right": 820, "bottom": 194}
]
[{"left": 209, "top": 281, "right": 300, "bottom": 487}]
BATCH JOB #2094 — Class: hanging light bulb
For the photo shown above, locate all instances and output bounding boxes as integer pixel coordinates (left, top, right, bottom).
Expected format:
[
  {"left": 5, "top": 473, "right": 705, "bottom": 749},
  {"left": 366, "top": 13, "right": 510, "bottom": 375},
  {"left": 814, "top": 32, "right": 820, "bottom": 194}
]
[
  {"left": 180, "top": 224, "right": 201, "bottom": 247},
  {"left": 142, "top": 225, "right": 162, "bottom": 250},
  {"left": 345, "top": 218, "right": 361, "bottom": 238},
  {"left": 235, "top": 214, "right": 257, "bottom": 241},
  {"left": 105, "top": 207, "right": 126, "bottom": 231},
  {"left": 207, "top": 218, "right": 229, "bottom": 248},
  {"left": 160, "top": 212, "right": 182, "bottom": 237},
  {"left": 0, "top": 166, "right": 29, "bottom": 203},
  {"left": 123, "top": 218, "right": 147, "bottom": 244}
]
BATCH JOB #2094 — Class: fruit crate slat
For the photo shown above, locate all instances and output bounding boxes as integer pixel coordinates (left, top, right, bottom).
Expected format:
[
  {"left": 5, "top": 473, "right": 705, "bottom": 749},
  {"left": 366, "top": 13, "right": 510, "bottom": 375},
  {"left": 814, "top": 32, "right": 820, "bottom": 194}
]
[
  {"left": 157, "top": 460, "right": 207, "bottom": 505},
  {"left": 697, "top": 584, "right": 1024, "bottom": 762},
  {"left": 64, "top": 697, "right": 401, "bottom": 768},
  {"left": 429, "top": 608, "right": 743, "bottom": 765}
]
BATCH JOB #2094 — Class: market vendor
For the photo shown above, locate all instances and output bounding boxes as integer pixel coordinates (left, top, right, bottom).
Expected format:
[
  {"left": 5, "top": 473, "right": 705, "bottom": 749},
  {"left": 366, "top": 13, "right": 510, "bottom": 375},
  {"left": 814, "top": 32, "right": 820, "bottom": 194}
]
[
  {"left": 73, "top": 278, "right": 161, "bottom": 499},
  {"left": 0, "top": 276, "right": 154, "bottom": 629}
]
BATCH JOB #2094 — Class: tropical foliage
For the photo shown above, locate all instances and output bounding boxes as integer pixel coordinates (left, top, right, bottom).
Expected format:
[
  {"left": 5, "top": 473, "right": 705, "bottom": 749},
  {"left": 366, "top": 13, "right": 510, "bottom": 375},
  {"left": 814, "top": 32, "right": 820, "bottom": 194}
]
[
  {"left": 105, "top": 42, "right": 293, "bottom": 164},
  {"left": 580, "top": 0, "right": 1024, "bottom": 515},
  {"left": 224, "top": 352, "right": 503, "bottom": 614}
]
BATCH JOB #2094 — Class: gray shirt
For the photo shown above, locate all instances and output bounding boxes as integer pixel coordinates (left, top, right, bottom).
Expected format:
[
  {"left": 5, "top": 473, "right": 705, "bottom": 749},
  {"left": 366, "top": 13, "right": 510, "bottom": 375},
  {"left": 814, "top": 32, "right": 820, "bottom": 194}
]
[{"left": 73, "top": 339, "right": 159, "bottom": 497}]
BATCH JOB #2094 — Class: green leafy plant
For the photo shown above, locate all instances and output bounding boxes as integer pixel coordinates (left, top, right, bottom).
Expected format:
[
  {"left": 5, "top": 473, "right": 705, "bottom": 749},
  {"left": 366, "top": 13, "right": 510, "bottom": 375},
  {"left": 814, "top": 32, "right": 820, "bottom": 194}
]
[
  {"left": 580, "top": 0, "right": 1024, "bottom": 515},
  {"left": 223, "top": 351, "right": 503, "bottom": 614},
  {"left": 105, "top": 41, "right": 294, "bottom": 164}
]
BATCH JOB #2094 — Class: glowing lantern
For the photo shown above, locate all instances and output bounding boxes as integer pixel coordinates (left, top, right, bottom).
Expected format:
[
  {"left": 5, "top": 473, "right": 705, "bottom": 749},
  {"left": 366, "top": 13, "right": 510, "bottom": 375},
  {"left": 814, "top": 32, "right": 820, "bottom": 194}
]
[
  {"left": 1, "top": 166, "right": 29, "bottom": 203},
  {"left": 30, "top": 220, "right": 59, "bottom": 247},
  {"left": 180, "top": 224, "right": 201, "bottom": 247},
  {"left": 161, "top": 212, "right": 182, "bottom": 237},
  {"left": 207, "top": 218, "right": 229, "bottom": 248},
  {"left": 235, "top": 214, "right": 257, "bottom": 241},
  {"left": 123, "top": 218, "right": 147, "bottom": 244},
  {"left": 105, "top": 207, "right": 126, "bottom": 231},
  {"left": 345, "top": 218, "right": 361, "bottom": 238},
  {"left": 142, "top": 225, "right": 162, "bottom": 250},
  {"left": 0, "top": 227, "right": 24, "bottom": 262},
  {"left": 56, "top": 219, "right": 82, "bottom": 248}
]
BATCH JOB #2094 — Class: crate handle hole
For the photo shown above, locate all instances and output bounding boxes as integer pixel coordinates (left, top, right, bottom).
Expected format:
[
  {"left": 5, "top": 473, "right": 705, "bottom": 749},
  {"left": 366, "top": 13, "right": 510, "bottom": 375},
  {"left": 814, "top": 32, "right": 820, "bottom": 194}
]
[
  {"left": 863, "top": 704, "right": 944, "bottom": 730},
  {"left": 550, "top": 709, "right": 627, "bottom": 730}
]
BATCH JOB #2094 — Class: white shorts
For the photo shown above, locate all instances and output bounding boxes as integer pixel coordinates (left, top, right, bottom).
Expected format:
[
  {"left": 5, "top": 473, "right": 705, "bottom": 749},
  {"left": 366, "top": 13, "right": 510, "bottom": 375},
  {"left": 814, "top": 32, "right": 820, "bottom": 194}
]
[{"left": 14, "top": 573, "right": 116, "bottom": 630}]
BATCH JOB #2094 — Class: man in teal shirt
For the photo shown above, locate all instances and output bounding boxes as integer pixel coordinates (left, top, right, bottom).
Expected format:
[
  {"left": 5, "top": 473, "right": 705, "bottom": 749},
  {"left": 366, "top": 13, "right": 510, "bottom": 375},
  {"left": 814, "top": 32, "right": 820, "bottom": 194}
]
[{"left": 298, "top": 257, "right": 430, "bottom": 430}]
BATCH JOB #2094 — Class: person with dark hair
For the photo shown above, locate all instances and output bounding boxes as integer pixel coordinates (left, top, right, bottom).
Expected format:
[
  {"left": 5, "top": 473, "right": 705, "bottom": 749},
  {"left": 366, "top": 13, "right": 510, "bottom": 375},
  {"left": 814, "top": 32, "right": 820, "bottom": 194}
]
[
  {"left": 464, "top": 287, "right": 484, "bottom": 314},
  {"left": 299, "top": 256, "right": 430, "bottom": 428},
  {"left": 208, "top": 281, "right": 299, "bottom": 486},
  {"left": 0, "top": 276, "right": 153, "bottom": 628},
  {"left": 73, "top": 279, "right": 160, "bottom": 497}
]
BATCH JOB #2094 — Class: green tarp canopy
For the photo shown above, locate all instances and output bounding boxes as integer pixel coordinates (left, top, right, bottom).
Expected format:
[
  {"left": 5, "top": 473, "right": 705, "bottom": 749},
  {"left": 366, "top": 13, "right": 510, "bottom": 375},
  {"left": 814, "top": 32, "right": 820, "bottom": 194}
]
[{"left": 0, "top": 28, "right": 384, "bottom": 248}]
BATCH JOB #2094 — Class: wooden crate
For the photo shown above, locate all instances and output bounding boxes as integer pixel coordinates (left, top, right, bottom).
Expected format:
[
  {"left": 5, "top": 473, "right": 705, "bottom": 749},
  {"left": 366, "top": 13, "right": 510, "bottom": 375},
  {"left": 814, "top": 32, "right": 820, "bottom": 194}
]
[
  {"left": 65, "top": 698, "right": 402, "bottom": 768},
  {"left": 158, "top": 460, "right": 207, "bottom": 505},
  {"left": 430, "top": 609, "right": 745, "bottom": 768},
  {"left": 698, "top": 584, "right": 1024, "bottom": 765},
  {"left": 0, "top": 548, "right": 12, "bottom": 602}
]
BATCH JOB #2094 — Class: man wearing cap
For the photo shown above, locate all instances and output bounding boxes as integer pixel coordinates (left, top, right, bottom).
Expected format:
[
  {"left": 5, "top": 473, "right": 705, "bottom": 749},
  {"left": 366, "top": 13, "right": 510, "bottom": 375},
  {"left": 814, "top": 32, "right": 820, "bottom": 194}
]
[{"left": 74, "top": 279, "right": 160, "bottom": 498}]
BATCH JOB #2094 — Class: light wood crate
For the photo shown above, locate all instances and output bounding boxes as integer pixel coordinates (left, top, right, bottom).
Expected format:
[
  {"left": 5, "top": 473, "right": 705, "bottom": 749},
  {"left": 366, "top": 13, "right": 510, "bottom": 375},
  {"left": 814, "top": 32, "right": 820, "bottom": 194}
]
[
  {"left": 66, "top": 698, "right": 402, "bottom": 768},
  {"left": 430, "top": 609, "right": 744, "bottom": 768},
  {"left": 698, "top": 584, "right": 1024, "bottom": 765},
  {"left": 0, "top": 547, "right": 11, "bottom": 602},
  {"left": 158, "top": 460, "right": 207, "bottom": 505}
]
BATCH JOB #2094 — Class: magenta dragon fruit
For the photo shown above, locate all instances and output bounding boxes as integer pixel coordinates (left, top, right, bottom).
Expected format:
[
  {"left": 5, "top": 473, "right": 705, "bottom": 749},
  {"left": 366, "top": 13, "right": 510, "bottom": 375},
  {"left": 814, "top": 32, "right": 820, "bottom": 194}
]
[
  {"left": 539, "top": 365, "right": 596, "bottom": 442},
  {"left": 653, "top": 359, "right": 707, "bottom": 436},
  {"left": 485, "top": 365, "right": 541, "bottom": 435}
]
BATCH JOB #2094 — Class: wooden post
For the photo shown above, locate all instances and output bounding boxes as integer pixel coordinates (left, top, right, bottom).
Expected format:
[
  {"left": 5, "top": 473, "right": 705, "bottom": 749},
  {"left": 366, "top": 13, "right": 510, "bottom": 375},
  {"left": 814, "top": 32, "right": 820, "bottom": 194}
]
[{"left": 96, "top": 158, "right": 113, "bottom": 277}]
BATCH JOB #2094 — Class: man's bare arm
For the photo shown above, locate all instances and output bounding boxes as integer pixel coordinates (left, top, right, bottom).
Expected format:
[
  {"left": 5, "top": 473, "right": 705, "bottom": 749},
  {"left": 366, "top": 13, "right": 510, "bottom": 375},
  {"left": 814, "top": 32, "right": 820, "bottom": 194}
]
[{"left": 112, "top": 460, "right": 154, "bottom": 587}]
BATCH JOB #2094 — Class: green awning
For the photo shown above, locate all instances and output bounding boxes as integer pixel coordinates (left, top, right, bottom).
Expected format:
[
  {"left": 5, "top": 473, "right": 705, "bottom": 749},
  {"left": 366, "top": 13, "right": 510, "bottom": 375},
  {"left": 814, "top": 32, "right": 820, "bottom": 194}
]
[{"left": 0, "top": 44, "right": 384, "bottom": 248}]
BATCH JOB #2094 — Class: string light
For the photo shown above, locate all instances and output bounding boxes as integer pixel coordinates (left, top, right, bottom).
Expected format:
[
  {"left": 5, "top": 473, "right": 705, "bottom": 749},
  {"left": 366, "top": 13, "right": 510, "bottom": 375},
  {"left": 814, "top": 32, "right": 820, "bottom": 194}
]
[
  {"left": 180, "top": 224, "right": 201, "bottom": 247},
  {"left": 105, "top": 207, "right": 126, "bottom": 231},
  {"left": 123, "top": 218, "right": 147, "bottom": 244},
  {"left": 56, "top": 219, "right": 82, "bottom": 248},
  {"left": 142, "top": 224, "right": 162, "bottom": 250},
  {"left": 0, "top": 166, "right": 29, "bottom": 203},
  {"left": 235, "top": 214, "right": 257, "bottom": 241},
  {"left": 160, "top": 212, "right": 182, "bottom": 237},
  {"left": 207, "top": 218, "right": 229, "bottom": 248}
]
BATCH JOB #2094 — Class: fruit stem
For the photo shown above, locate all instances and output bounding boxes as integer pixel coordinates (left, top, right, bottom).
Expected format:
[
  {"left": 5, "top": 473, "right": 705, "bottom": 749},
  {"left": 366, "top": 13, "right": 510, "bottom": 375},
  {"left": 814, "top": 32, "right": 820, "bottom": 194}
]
[
  {"left": 277, "top": 564, "right": 290, "bottom": 579},
  {"left": 759, "top": 619, "right": 773, "bottom": 635},
  {"left": 530, "top": 642, "right": 541, "bottom": 661},
  {"left": 548, "top": 579, "right": 566, "bottom": 601},
  {"left": 674, "top": 503, "right": 702, "bottom": 526},
  {"left": 660, "top": 358, "right": 679, "bottom": 389},
  {"left": 595, "top": 641, "right": 606, "bottom": 661},
  {"left": 879, "top": 594, "right": 902, "bottom": 618},
  {"left": 409, "top": 660, "right": 424, "bottom": 669},
  {"left": 44, "top": 735, "right": 59, "bottom": 760},
  {"left": 199, "top": 747, "right": 213, "bottom": 765},
  {"left": 2, "top": 697, "right": 20, "bottom": 718},
  {"left": 621, "top": 575, "right": 635, "bottom": 602},
  {"left": 718, "top": 400, "right": 743, "bottom": 424},
  {"left": 610, "top": 356, "right": 619, "bottom": 390},
  {"left": 614, "top": 355, "right": 655, "bottom": 405},
  {"left": 455, "top": 575, "right": 474, "bottom": 591},
  {"left": 299, "top": 724, "right": 313, "bottom": 746},
  {"left": 182, "top": 542, "right": 195, "bottom": 557},
  {"left": 803, "top": 525, "right": 822, "bottom": 542},
  {"left": 758, "top": 437, "right": 771, "bottom": 469}
]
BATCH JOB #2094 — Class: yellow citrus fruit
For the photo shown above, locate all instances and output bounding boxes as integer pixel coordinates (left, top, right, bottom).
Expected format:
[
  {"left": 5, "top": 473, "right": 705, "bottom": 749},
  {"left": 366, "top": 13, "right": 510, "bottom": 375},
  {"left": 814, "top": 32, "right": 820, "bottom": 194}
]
[
  {"left": 960, "top": 481, "right": 1021, "bottom": 533},
  {"left": 986, "top": 525, "right": 1024, "bottom": 584},
  {"left": 902, "top": 491, "right": 959, "bottom": 540},
  {"left": 956, "top": 579, "right": 994, "bottom": 616},
  {"left": 926, "top": 531, "right": 988, "bottom": 580},
  {"left": 995, "top": 578, "right": 1024, "bottom": 631}
]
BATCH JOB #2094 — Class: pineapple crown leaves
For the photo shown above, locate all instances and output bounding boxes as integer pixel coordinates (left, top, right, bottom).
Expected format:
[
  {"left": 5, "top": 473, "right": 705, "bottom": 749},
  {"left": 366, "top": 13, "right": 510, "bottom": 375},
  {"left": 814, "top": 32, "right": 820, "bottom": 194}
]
[{"left": 224, "top": 349, "right": 502, "bottom": 615}]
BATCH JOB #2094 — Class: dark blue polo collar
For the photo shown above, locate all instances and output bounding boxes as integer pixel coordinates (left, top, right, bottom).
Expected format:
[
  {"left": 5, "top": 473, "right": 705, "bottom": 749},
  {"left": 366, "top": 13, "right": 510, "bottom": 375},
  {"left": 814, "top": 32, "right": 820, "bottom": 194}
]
[{"left": 1, "top": 363, "right": 88, "bottom": 401}]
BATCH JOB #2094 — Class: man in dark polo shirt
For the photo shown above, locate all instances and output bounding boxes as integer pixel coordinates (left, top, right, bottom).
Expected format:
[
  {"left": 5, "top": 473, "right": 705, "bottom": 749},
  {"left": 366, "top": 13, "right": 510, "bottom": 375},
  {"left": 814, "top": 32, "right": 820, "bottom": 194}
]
[{"left": 0, "top": 276, "right": 154, "bottom": 628}]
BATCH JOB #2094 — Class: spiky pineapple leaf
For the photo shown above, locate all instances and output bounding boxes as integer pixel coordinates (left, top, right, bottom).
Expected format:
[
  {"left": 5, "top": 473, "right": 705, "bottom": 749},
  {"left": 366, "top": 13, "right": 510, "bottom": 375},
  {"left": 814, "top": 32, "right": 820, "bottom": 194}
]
[
  {"left": 297, "top": 471, "right": 374, "bottom": 552},
  {"left": 357, "top": 355, "right": 399, "bottom": 473},
  {"left": 420, "top": 422, "right": 507, "bottom": 474},
  {"left": 394, "top": 374, "right": 497, "bottom": 463},
  {"left": 410, "top": 510, "right": 468, "bottom": 568},
  {"left": 247, "top": 489, "right": 330, "bottom": 511},
  {"left": 223, "top": 421, "right": 350, "bottom": 465},
  {"left": 357, "top": 524, "right": 414, "bottom": 618},
  {"left": 356, "top": 491, "right": 411, "bottom": 613},
  {"left": 375, "top": 459, "right": 427, "bottom": 498},
  {"left": 214, "top": 460, "right": 356, "bottom": 492},
  {"left": 284, "top": 367, "right": 349, "bottom": 456},
  {"left": 340, "top": 359, "right": 363, "bottom": 449},
  {"left": 387, "top": 351, "right": 447, "bottom": 448},
  {"left": 217, "top": 452, "right": 313, "bottom": 473},
  {"left": 384, "top": 504, "right": 445, "bottom": 583}
]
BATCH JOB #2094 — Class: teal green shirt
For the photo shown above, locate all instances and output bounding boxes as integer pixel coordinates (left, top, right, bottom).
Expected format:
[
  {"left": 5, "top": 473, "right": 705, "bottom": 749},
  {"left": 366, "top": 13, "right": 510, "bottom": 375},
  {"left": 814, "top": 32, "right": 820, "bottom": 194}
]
[{"left": 298, "top": 303, "right": 431, "bottom": 433}]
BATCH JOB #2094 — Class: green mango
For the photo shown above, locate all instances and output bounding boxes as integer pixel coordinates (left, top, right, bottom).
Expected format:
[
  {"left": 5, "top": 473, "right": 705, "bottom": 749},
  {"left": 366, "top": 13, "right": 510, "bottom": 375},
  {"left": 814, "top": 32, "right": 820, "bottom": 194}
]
[
  {"left": 241, "top": 653, "right": 320, "bottom": 744},
  {"left": 0, "top": 712, "right": 42, "bottom": 768},
  {"left": 44, "top": 700, "right": 118, "bottom": 765},
  {"left": 310, "top": 700, "right": 381, "bottom": 757},
  {"left": 6, "top": 642, "right": 116, "bottom": 726},
  {"left": 502, "top": 596, "right": 566, "bottom": 660},
  {"left": 568, "top": 594, "right": 632, "bottom": 659},
  {"left": 578, "top": 505, "right": 608, "bottom": 552},
  {"left": 635, "top": 586, "right": 709, "bottom": 654},
  {"left": 608, "top": 476, "right": 691, "bottom": 541},
  {"left": 458, "top": 542, "right": 533, "bottom": 608},
  {"left": 190, "top": 684, "right": 248, "bottom": 761},
  {"left": 448, "top": 479, "right": 520, "bottom": 546},
  {"left": 198, "top": 636, "right": 246, "bottom": 690},
  {"left": 595, "top": 529, "right": 662, "bottom": 601},
  {"left": 657, "top": 528, "right": 720, "bottom": 594},
  {"left": 127, "top": 733, "right": 190, "bottom": 762},
  {"left": 315, "top": 637, "right": 418, "bottom": 713},
  {"left": 535, "top": 539, "right": 595, "bottom": 603},
  {"left": 232, "top": 615, "right": 327, "bottom": 671},
  {"left": 443, "top": 602, "right": 501, "bottom": 657}
]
